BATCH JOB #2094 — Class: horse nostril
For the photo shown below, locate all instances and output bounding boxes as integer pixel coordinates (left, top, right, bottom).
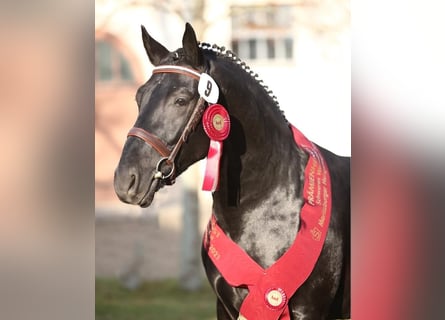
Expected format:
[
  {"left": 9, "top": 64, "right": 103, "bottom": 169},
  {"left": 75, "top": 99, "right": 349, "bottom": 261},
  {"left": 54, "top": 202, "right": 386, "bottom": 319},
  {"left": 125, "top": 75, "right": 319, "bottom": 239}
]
[
  {"left": 114, "top": 167, "right": 140, "bottom": 203},
  {"left": 128, "top": 174, "right": 135, "bottom": 190},
  {"left": 127, "top": 173, "right": 138, "bottom": 195}
]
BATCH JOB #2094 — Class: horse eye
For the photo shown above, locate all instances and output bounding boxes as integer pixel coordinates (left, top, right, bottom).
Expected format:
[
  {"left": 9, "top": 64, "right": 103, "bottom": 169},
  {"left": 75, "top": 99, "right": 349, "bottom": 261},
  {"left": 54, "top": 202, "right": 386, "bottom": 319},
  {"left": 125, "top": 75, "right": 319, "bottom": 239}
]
[{"left": 175, "top": 98, "right": 187, "bottom": 106}]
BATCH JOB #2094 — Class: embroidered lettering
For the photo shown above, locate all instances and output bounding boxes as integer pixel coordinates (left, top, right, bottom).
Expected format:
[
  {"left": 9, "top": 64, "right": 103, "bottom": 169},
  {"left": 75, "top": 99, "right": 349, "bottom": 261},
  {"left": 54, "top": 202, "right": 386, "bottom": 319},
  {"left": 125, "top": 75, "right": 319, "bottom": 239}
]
[
  {"left": 318, "top": 185, "right": 329, "bottom": 227},
  {"left": 209, "top": 244, "right": 221, "bottom": 260},
  {"left": 210, "top": 228, "right": 220, "bottom": 240},
  {"left": 307, "top": 161, "right": 317, "bottom": 205},
  {"left": 210, "top": 219, "right": 221, "bottom": 239},
  {"left": 310, "top": 227, "right": 322, "bottom": 241},
  {"left": 316, "top": 176, "right": 322, "bottom": 205}
]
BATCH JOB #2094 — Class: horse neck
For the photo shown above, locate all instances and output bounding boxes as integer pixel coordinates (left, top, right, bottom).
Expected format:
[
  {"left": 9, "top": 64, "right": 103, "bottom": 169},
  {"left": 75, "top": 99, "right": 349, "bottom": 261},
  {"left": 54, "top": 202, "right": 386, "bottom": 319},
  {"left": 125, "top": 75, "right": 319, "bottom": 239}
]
[{"left": 208, "top": 58, "right": 308, "bottom": 262}]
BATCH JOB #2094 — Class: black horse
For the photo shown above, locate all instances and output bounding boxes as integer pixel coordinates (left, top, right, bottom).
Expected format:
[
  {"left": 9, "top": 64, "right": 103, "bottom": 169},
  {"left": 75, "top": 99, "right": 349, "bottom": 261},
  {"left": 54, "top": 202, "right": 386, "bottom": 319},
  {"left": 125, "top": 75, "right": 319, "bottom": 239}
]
[{"left": 114, "top": 23, "right": 350, "bottom": 319}]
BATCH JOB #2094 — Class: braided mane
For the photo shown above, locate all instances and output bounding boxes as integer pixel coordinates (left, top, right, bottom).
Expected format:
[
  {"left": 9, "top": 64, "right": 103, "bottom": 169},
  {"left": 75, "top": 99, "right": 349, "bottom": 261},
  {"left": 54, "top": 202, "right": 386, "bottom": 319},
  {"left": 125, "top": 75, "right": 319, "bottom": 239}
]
[{"left": 198, "top": 42, "right": 287, "bottom": 123}]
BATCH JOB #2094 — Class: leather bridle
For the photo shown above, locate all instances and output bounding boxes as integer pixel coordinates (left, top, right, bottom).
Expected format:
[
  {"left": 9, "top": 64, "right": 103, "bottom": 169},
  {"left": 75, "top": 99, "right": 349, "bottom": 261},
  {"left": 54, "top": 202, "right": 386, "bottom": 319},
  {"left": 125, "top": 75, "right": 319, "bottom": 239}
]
[{"left": 127, "top": 65, "right": 208, "bottom": 184}]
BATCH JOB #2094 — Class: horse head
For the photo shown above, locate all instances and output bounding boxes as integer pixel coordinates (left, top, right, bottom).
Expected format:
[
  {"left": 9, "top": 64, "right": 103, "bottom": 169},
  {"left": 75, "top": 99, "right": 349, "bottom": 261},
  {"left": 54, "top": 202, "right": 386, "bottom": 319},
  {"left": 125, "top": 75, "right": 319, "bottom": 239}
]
[{"left": 114, "top": 23, "right": 209, "bottom": 207}]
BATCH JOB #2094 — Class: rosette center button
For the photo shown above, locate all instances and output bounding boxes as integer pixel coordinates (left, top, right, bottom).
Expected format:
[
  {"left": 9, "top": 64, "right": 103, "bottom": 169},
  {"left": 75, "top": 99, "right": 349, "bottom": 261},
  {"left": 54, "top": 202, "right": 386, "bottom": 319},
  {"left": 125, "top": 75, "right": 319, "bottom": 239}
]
[{"left": 264, "top": 288, "right": 287, "bottom": 310}]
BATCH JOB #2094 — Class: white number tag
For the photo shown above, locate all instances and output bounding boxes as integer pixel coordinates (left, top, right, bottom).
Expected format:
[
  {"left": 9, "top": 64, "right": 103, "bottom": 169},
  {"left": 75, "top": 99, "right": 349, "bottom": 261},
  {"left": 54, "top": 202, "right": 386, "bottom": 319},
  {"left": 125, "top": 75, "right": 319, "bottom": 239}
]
[{"left": 198, "top": 73, "right": 219, "bottom": 104}]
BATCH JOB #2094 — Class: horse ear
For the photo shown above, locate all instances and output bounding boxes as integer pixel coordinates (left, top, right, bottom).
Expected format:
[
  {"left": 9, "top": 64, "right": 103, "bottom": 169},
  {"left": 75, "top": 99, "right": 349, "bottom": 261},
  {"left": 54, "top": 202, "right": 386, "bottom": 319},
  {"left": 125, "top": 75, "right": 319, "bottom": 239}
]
[
  {"left": 182, "top": 23, "right": 203, "bottom": 67},
  {"left": 141, "top": 25, "right": 170, "bottom": 66}
]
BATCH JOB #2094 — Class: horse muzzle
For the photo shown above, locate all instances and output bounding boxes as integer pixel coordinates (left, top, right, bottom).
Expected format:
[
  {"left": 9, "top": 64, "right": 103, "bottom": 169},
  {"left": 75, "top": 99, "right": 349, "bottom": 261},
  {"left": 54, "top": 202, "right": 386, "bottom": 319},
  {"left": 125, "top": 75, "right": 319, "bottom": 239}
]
[{"left": 113, "top": 163, "right": 166, "bottom": 207}]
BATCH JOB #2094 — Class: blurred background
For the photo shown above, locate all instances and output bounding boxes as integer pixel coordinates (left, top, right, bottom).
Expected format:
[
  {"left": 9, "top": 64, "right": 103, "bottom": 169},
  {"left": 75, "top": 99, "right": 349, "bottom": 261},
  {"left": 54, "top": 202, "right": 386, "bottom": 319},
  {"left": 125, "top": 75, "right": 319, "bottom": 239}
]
[
  {"left": 95, "top": 0, "right": 349, "bottom": 318},
  {"left": 1, "top": 0, "right": 444, "bottom": 319}
]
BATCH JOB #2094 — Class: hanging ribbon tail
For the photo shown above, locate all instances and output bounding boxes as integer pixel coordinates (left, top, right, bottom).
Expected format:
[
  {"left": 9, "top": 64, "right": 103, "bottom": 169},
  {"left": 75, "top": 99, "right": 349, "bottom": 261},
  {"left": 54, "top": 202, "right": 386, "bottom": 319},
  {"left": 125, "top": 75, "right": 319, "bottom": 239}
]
[
  {"left": 202, "top": 140, "right": 223, "bottom": 191},
  {"left": 201, "top": 104, "right": 230, "bottom": 192}
]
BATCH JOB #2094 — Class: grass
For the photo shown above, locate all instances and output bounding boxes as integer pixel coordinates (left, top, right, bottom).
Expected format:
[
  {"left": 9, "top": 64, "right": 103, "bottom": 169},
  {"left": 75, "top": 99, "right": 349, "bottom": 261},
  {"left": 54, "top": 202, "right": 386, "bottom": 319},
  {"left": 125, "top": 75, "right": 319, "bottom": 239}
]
[{"left": 96, "top": 278, "right": 216, "bottom": 320}]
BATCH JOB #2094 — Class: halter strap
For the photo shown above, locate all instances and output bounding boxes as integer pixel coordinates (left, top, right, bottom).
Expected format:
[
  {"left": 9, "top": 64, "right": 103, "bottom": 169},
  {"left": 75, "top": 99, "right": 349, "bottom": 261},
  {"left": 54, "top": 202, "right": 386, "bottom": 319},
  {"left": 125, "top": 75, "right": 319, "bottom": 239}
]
[
  {"left": 127, "top": 65, "right": 206, "bottom": 183},
  {"left": 127, "top": 127, "right": 170, "bottom": 158},
  {"left": 152, "top": 65, "right": 201, "bottom": 80}
]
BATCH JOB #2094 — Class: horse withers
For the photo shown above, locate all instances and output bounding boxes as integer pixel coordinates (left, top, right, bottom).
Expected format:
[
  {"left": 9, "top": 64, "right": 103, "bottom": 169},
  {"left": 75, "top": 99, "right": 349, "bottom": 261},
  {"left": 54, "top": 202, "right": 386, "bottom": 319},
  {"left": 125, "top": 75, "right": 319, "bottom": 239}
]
[{"left": 114, "top": 23, "right": 350, "bottom": 319}]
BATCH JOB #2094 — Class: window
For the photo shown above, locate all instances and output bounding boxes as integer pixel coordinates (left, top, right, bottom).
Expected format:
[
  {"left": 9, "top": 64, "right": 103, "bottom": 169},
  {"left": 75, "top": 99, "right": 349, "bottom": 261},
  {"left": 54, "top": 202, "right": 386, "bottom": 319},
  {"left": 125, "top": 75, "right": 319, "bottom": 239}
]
[
  {"left": 231, "top": 5, "right": 295, "bottom": 63},
  {"left": 248, "top": 39, "right": 257, "bottom": 59},
  {"left": 95, "top": 39, "right": 134, "bottom": 83},
  {"left": 232, "top": 38, "right": 294, "bottom": 61},
  {"left": 267, "top": 39, "right": 275, "bottom": 59}
]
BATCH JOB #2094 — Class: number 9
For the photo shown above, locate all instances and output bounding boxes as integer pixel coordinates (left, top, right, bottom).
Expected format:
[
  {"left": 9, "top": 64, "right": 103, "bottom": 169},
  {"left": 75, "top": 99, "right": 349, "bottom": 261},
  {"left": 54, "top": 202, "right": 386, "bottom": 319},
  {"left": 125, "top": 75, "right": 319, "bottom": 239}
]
[{"left": 204, "top": 80, "right": 212, "bottom": 97}]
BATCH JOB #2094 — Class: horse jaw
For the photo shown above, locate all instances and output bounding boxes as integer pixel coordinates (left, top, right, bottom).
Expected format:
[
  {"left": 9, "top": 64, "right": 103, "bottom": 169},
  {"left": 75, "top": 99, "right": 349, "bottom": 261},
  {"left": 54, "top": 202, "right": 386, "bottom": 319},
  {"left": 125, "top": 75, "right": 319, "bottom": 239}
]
[{"left": 137, "top": 177, "right": 163, "bottom": 208}]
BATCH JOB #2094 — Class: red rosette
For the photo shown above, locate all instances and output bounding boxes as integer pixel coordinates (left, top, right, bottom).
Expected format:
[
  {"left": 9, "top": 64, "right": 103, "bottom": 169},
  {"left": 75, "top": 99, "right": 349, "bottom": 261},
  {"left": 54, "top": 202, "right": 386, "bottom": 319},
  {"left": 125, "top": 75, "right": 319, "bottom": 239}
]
[
  {"left": 202, "top": 104, "right": 230, "bottom": 141},
  {"left": 264, "top": 287, "right": 287, "bottom": 310}
]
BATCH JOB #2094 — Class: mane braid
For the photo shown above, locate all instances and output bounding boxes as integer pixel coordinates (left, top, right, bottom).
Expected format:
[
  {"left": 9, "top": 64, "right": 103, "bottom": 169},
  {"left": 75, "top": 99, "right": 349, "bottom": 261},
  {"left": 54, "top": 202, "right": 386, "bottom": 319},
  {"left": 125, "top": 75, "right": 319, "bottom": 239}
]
[{"left": 198, "top": 42, "right": 287, "bottom": 123}]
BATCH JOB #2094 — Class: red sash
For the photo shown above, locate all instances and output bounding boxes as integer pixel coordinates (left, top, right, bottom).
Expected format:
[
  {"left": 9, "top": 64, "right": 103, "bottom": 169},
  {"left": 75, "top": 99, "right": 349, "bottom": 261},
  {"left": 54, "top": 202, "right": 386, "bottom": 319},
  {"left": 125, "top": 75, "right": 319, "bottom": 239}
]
[{"left": 203, "top": 125, "right": 332, "bottom": 320}]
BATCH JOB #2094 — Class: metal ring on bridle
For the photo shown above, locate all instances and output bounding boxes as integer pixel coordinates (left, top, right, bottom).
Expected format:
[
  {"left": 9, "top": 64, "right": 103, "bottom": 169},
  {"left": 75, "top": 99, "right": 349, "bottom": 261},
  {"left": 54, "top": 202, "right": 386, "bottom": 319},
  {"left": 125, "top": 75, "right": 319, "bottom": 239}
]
[{"left": 154, "top": 157, "right": 175, "bottom": 180}]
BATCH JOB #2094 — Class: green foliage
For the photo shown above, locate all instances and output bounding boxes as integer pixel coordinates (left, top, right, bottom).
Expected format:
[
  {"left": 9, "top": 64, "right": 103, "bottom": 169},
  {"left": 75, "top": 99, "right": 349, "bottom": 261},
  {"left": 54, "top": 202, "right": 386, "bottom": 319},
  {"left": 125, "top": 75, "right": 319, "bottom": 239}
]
[{"left": 96, "top": 278, "right": 216, "bottom": 320}]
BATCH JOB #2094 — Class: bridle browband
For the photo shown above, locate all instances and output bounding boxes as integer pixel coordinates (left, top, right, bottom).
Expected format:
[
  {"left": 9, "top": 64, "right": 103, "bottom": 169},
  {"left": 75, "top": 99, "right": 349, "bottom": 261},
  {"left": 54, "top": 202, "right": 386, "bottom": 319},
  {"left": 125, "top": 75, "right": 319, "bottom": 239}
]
[
  {"left": 127, "top": 65, "right": 208, "bottom": 184},
  {"left": 152, "top": 65, "right": 201, "bottom": 80}
]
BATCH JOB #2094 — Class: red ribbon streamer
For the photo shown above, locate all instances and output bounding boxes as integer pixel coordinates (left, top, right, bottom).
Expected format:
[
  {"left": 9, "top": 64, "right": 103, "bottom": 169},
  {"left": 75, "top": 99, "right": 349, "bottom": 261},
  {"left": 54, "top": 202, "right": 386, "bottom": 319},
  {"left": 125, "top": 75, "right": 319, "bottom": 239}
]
[{"left": 202, "top": 104, "right": 230, "bottom": 191}]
